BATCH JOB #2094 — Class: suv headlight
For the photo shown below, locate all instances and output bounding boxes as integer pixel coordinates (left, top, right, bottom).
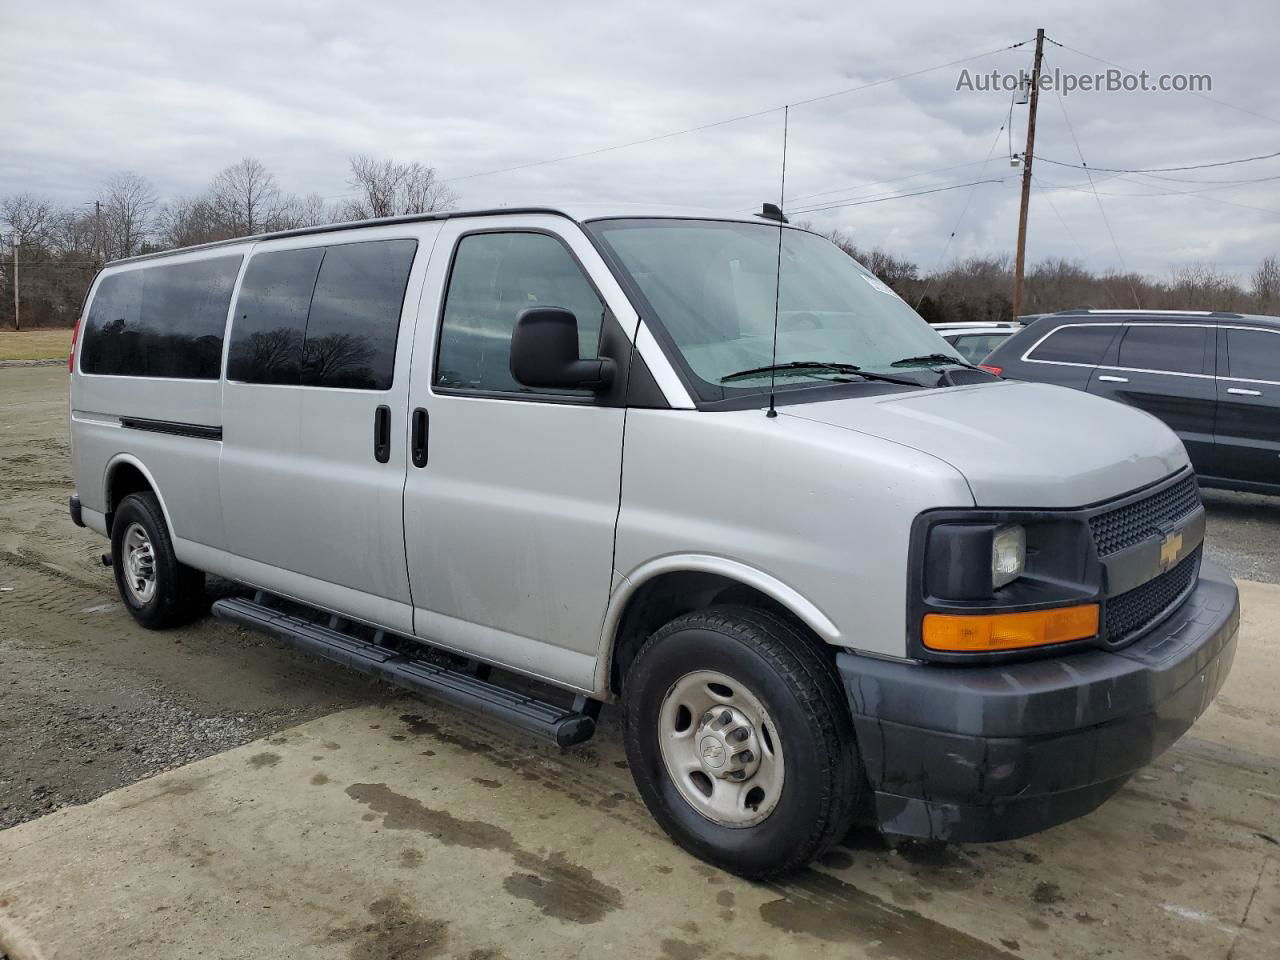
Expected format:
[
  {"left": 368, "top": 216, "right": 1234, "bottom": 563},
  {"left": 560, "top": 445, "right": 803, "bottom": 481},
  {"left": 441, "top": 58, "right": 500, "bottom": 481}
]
[{"left": 991, "top": 525, "right": 1026, "bottom": 588}]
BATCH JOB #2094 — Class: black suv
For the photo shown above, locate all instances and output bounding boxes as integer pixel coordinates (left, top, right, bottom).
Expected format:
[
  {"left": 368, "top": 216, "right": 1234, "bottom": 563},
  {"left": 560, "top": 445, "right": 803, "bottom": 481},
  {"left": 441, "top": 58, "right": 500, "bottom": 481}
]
[{"left": 983, "top": 310, "right": 1280, "bottom": 495}]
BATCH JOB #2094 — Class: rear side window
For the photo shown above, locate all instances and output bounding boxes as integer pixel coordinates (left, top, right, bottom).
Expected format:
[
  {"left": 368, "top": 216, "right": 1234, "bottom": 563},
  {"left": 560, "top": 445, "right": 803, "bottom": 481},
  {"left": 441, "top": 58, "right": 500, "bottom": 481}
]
[
  {"left": 435, "top": 232, "right": 604, "bottom": 395},
  {"left": 1225, "top": 328, "right": 1280, "bottom": 382},
  {"left": 1117, "top": 324, "right": 1208, "bottom": 375},
  {"left": 80, "top": 256, "right": 241, "bottom": 379},
  {"left": 1026, "top": 324, "right": 1117, "bottom": 365},
  {"left": 227, "top": 239, "right": 417, "bottom": 389}
]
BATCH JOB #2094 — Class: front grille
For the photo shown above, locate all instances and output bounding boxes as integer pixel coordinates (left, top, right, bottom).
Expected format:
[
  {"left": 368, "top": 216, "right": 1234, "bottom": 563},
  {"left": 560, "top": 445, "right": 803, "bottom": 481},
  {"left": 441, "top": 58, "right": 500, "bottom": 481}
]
[
  {"left": 1104, "top": 547, "right": 1201, "bottom": 643},
  {"left": 1089, "top": 474, "right": 1201, "bottom": 557}
]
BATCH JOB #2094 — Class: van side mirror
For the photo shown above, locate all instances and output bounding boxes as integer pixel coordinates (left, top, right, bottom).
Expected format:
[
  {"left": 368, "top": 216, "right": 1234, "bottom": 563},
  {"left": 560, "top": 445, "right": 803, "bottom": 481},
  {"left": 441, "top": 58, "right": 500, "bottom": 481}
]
[{"left": 510, "top": 306, "right": 615, "bottom": 392}]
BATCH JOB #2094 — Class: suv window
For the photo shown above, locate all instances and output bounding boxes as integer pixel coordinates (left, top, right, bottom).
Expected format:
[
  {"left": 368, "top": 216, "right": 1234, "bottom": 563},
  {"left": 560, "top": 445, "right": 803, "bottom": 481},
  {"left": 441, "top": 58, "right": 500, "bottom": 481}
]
[
  {"left": 1026, "top": 324, "right": 1117, "bottom": 365},
  {"left": 80, "top": 255, "right": 242, "bottom": 379},
  {"left": 435, "top": 232, "right": 604, "bottom": 395},
  {"left": 227, "top": 239, "right": 417, "bottom": 389},
  {"left": 948, "top": 333, "right": 1009, "bottom": 363},
  {"left": 1225, "top": 327, "right": 1280, "bottom": 383},
  {"left": 1117, "top": 324, "right": 1208, "bottom": 375}
]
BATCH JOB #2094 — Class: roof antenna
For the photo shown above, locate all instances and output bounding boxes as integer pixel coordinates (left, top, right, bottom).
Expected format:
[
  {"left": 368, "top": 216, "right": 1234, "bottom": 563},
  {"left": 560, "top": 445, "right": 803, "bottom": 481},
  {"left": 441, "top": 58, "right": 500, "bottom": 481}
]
[{"left": 766, "top": 105, "right": 789, "bottom": 419}]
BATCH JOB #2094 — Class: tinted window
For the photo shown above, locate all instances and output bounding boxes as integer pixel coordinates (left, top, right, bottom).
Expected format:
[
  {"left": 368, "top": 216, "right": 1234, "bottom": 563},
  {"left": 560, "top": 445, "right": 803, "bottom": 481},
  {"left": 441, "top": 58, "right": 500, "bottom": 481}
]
[
  {"left": 1117, "top": 324, "right": 1207, "bottom": 375},
  {"left": 949, "top": 333, "right": 1009, "bottom": 363},
  {"left": 81, "top": 256, "right": 241, "bottom": 378},
  {"left": 227, "top": 248, "right": 323, "bottom": 385},
  {"left": 302, "top": 239, "right": 417, "bottom": 389},
  {"left": 1027, "top": 324, "right": 1118, "bottom": 365},
  {"left": 1226, "top": 328, "right": 1280, "bottom": 382},
  {"left": 435, "top": 232, "right": 604, "bottom": 394}
]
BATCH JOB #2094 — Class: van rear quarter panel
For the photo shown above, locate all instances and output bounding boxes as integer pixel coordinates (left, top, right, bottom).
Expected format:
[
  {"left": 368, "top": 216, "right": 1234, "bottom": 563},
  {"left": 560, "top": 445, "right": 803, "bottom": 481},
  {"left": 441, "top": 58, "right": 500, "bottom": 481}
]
[{"left": 613, "top": 407, "right": 974, "bottom": 658}]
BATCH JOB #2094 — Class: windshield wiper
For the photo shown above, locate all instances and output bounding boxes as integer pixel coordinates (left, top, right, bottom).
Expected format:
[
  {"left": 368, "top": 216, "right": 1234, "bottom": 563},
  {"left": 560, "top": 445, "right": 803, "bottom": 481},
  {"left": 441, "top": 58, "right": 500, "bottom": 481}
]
[
  {"left": 889, "top": 353, "right": 989, "bottom": 373},
  {"left": 720, "top": 361, "right": 920, "bottom": 386}
]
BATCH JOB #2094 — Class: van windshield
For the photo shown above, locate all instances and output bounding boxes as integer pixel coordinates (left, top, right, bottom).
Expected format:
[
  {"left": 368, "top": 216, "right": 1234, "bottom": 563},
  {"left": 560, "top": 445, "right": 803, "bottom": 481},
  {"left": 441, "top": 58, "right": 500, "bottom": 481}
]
[{"left": 588, "top": 218, "right": 962, "bottom": 400}]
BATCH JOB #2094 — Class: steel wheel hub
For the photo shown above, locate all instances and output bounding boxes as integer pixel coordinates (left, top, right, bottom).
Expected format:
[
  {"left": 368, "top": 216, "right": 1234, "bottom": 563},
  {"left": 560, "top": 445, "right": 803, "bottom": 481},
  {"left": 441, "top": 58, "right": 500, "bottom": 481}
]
[
  {"left": 658, "top": 670, "right": 785, "bottom": 828},
  {"left": 122, "top": 522, "right": 157, "bottom": 605}
]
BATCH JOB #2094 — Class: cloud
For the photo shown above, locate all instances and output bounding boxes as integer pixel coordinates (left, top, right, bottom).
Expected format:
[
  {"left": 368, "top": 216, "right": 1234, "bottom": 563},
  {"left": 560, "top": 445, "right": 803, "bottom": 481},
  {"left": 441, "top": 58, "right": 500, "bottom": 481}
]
[{"left": 2, "top": 0, "right": 1277, "bottom": 275}]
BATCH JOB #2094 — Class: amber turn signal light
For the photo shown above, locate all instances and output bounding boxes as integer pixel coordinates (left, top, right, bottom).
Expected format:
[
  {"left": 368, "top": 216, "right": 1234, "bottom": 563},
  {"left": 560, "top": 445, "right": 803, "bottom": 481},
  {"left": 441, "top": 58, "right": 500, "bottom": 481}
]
[{"left": 922, "top": 603, "right": 1100, "bottom": 652}]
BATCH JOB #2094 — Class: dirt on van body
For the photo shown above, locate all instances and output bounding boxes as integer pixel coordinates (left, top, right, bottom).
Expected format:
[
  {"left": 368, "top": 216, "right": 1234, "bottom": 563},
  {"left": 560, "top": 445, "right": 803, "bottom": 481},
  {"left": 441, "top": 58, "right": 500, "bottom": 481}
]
[{"left": 4, "top": 363, "right": 1280, "bottom": 827}]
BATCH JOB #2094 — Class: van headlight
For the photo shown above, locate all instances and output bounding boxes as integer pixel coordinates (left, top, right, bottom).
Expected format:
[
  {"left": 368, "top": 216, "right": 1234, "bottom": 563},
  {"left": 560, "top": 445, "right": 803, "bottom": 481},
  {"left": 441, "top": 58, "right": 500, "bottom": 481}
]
[{"left": 991, "top": 525, "right": 1025, "bottom": 588}]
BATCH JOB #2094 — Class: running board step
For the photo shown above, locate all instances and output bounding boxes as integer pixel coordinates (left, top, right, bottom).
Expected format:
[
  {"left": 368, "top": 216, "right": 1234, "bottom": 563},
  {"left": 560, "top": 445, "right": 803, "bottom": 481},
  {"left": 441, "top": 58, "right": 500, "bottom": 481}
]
[{"left": 211, "top": 596, "right": 598, "bottom": 747}]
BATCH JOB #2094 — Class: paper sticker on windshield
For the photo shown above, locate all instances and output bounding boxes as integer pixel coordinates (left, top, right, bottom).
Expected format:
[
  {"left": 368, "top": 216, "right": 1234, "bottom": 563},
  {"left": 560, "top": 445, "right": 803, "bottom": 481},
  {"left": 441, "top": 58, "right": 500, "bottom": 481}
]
[{"left": 861, "top": 274, "right": 896, "bottom": 296}]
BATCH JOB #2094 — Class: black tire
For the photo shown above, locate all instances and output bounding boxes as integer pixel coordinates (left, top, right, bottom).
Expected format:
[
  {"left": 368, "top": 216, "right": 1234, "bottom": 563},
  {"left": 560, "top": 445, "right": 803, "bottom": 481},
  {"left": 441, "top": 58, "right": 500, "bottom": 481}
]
[
  {"left": 110, "top": 492, "right": 206, "bottom": 629},
  {"left": 622, "top": 604, "right": 862, "bottom": 879}
]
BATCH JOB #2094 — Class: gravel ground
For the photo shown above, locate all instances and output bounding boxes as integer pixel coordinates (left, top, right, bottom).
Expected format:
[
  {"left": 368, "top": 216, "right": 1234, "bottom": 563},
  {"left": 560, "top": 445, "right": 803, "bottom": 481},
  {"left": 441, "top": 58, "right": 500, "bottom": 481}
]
[{"left": 2, "top": 364, "right": 1278, "bottom": 831}]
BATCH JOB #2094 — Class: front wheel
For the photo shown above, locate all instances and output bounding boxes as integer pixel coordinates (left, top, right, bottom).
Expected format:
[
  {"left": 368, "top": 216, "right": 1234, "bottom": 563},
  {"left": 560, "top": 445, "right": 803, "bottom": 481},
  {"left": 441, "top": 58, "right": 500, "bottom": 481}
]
[{"left": 623, "top": 605, "right": 863, "bottom": 878}]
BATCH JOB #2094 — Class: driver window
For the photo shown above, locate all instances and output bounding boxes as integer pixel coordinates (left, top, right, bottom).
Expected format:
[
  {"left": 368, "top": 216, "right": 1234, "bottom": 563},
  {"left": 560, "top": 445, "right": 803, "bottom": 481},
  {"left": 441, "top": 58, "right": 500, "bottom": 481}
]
[{"left": 435, "top": 231, "right": 604, "bottom": 394}]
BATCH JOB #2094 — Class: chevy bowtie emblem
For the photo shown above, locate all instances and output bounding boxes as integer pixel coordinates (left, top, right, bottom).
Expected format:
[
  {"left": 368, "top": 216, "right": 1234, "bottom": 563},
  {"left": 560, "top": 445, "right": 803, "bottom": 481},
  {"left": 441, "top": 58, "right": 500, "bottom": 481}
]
[{"left": 1159, "top": 530, "right": 1183, "bottom": 571}]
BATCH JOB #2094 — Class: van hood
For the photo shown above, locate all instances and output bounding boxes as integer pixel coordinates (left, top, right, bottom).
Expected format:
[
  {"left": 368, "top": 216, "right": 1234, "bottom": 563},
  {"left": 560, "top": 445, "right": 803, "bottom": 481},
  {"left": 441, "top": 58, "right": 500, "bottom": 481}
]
[{"left": 783, "top": 380, "right": 1188, "bottom": 508}]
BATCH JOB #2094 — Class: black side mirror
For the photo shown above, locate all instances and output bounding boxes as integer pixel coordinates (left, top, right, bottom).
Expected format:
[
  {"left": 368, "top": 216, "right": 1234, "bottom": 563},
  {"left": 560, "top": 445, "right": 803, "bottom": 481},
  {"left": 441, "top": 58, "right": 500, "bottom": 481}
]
[{"left": 510, "top": 306, "right": 615, "bottom": 392}]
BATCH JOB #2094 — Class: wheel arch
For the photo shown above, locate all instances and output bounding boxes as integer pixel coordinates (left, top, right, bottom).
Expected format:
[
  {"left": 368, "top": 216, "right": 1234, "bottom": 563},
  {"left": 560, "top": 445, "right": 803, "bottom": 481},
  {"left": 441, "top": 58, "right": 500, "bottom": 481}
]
[
  {"left": 597, "top": 555, "right": 842, "bottom": 696},
  {"left": 102, "top": 454, "right": 174, "bottom": 536}
]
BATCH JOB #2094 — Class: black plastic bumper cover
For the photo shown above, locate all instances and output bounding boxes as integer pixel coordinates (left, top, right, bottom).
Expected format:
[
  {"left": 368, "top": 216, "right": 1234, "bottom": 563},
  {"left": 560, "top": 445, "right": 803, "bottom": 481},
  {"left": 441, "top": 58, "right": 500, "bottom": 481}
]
[
  {"left": 839, "top": 557, "right": 1240, "bottom": 842},
  {"left": 69, "top": 494, "right": 84, "bottom": 528}
]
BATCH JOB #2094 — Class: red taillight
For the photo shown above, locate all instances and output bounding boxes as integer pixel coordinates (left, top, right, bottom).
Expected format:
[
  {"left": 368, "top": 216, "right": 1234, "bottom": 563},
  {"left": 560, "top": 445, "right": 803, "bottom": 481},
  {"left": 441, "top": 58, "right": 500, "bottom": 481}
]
[
  {"left": 980, "top": 363, "right": 1003, "bottom": 377},
  {"left": 68, "top": 317, "right": 81, "bottom": 373}
]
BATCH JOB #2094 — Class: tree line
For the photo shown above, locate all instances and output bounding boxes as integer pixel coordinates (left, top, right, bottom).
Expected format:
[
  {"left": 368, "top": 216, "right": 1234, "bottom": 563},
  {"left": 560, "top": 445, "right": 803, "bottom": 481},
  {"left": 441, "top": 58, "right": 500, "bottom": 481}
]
[
  {"left": 2, "top": 161, "right": 1277, "bottom": 329},
  {"left": 0, "top": 156, "right": 457, "bottom": 329}
]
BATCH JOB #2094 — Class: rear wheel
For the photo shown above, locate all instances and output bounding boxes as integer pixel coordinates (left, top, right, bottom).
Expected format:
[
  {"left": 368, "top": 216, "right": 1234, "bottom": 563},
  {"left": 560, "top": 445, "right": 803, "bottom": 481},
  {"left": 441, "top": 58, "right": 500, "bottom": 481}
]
[
  {"left": 623, "top": 604, "right": 862, "bottom": 878},
  {"left": 110, "top": 492, "right": 205, "bottom": 629}
]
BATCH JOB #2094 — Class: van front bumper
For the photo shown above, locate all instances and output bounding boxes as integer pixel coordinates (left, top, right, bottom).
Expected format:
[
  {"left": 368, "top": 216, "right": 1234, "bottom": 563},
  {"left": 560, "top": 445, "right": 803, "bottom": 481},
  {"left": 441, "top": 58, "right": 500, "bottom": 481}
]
[{"left": 838, "top": 557, "right": 1239, "bottom": 842}]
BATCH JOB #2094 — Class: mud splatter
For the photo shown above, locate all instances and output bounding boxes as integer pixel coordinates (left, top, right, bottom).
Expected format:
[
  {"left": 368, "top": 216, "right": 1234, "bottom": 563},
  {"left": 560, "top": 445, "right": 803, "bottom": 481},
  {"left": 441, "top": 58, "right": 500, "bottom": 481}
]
[
  {"left": 322, "top": 742, "right": 342, "bottom": 751},
  {"left": 999, "top": 938, "right": 1021, "bottom": 951},
  {"left": 399, "top": 848, "right": 424, "bottom": 869},
  {"left": 1031, "top": 882, "right": 1063, "bottom": 905},
  {"left": 399, "top": 714, "right": 493, "bottom": 754},
  {"left": 346, "top": 783, "right": 622, "bottom": 924},
  {"left": 471, "top": 778, "right": 502, "bottom": 789},
  {"left": 248, "top": 752, "right": 280, "bottom": 769},
  {"left": 1139, "top": 870, "right": 1186, "bottom": 889},
  {"left": 659, "top": 939, "right": 708, "bottom": 960},
  {"left": 1151, "top": 822, "right": 1188, "bottom": 844},
  {"left": 759, "top": 870, "right": 1018, "bottom": 959},
  {"left": 325, "top": 896, "right": 447, "bottom": 959},
  {"left": 311, "top": 773, "right": 330, "bottom": 786}
]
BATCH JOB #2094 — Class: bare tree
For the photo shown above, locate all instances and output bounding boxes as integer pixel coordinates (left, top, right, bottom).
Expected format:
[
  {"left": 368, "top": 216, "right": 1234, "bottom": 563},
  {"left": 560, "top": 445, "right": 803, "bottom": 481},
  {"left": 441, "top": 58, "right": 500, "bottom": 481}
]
[
  {"left": 101, "top": 172, "right": 157, "bottom": 260},
  {"left": 340, "top": 155, "right": 458, "bottom": 221},
  {"left": 275, "top": 191, "right": 330, "bottom": 230},
  {"left": 1252, "top": 255, "right": 1280, "bottom": 312},
  {"left": 1, "top": 193, "right": 53, "bottom": 329},
  {"left": 209, "top": 157, "right": 281, "bottom": 236}
]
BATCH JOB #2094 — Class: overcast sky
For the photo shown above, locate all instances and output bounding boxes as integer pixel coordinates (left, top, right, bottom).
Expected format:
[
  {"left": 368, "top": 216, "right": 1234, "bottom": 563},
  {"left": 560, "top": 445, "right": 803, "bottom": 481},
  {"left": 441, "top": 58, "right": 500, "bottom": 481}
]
[{"left": 2, "top": 0, "right": 1278, "bottom": 277}]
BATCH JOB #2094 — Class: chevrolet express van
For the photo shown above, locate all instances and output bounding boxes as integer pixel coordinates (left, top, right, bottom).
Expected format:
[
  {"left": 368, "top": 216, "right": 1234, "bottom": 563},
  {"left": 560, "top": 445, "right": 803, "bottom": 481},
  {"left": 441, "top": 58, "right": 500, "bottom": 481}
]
[{"left": 68, "top": 207, "right": 1239, "bottom": 878}]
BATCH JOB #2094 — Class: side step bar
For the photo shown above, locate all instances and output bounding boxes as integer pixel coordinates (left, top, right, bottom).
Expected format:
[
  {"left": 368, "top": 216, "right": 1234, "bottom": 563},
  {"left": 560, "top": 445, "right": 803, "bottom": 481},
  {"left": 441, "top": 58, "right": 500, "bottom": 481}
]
[{"left": 211, "top": 596, "right": 598, "bottom": 748}]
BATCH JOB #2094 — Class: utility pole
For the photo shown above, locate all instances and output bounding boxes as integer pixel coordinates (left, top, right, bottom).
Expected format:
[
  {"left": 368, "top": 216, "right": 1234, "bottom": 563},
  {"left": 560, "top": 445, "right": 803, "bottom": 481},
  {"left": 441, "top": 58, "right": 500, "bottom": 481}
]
[
  {"left": 1012, "top": 27, "right": 1045, "bottom": 321},
  {"left": 11, "top": 232, "right": 18, "bottom": 332},
  {"left": 94, "top": 200, "right": 103, "bottom": 269}
]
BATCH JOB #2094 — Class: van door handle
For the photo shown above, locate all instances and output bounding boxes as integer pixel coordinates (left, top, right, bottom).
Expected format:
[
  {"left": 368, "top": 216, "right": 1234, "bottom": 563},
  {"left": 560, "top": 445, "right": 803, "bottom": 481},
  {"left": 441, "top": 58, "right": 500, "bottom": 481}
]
[
  {"left": 411, "top": 408, "right": 429, "bottom": 468},
  {"left": 1227, "top": 387, "right": 1262, "bottom": 396},
  {"left": 373, "top": 405, "right": 391, "bottom": 463},
  {"left": 1097, "top": 375, "right": 1129, "bottom": 383}
]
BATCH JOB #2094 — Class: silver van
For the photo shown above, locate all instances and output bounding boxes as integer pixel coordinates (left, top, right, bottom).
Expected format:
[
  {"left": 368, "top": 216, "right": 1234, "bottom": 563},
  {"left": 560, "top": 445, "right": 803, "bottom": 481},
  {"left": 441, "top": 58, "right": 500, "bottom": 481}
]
[{"left": 67, "top": 207, "right": 1239, "bottom": 878}]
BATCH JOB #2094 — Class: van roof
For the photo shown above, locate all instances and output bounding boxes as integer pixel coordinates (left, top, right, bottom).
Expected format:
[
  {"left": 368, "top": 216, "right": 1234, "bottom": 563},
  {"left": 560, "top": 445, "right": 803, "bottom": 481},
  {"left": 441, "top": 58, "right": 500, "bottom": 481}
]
[{"left": 107, "top": 204, "right": 794, "bottom": 267}]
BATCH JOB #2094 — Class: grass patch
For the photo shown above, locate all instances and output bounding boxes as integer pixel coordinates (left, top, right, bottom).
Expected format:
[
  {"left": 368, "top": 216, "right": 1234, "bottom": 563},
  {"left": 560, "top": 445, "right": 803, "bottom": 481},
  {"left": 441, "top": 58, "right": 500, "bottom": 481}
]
[{"left": 0, "top": 329, "right": 72, "bottom": 361}]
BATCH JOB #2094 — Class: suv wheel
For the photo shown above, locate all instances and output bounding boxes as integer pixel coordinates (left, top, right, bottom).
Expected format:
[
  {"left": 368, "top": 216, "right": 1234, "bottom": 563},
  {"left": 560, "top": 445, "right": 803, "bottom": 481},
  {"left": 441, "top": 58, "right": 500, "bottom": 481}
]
[
  {"left": 110, "top": 492, "right": 206, "bottom": 629},
  {"left": 623, "top": 604, "right": 862, "bottom": 878}
]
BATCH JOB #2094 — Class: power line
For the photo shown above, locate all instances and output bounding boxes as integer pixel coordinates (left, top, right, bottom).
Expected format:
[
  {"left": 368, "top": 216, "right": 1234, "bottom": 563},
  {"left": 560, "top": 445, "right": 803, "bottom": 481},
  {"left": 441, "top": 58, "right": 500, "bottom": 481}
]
[
  {"left": 788, "top": 178, "right": 1007, "bottom": 216},
  {"left": 1047, "top": 37, "right": 1280, "bottom": 128},
  {"left": 1038, "top": 149, "right": 1280, "bottom": 175},
  {"left": 1046, "top": 61, "right": 1141, "bottom": 308},
  {"left": 437, "top": 39, "right": 1036, "bottom": 185},
  {"left": 770, "top": 157, "right": 1000, "bottom": 208},
  {"left": 915, "top": 107, "right": 1013, "bottom": 309},
  {"left": 1030, "top": 177, "right": 1117, "bottom": 307}
]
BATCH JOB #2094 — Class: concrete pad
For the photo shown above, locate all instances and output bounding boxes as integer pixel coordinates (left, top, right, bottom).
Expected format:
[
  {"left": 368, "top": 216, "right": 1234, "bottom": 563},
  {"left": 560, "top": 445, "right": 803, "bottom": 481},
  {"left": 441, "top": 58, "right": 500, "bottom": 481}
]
[{"left": 3, "top": 582, "right": 1279, "bottom": 960}]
